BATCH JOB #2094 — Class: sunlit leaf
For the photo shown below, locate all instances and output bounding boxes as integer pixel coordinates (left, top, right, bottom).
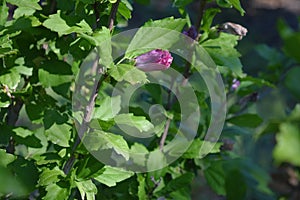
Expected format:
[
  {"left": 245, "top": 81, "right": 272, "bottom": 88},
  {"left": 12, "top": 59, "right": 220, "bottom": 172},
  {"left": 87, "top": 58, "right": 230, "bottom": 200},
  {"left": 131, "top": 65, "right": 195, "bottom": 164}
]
[
  {"left": 75, "top": 180, "right": 97, "bottom": 200},
  {"left": 203, "top": 33, "right": 244, "bottom": 77},
  {"left": 94, "top": 166, "right": 134, "bottom": 187},
  {"left": 114, "top": 113, "right": 154, "bottom": 132},
  {"left": 125, "top": 17, "right": 186, "bottom": 58},
  {"left": 45, "top": 123, "right": 71, "bottom": 147},
  {"left": 84, "top": 130, "right": 130, "bottom": 160},
  {"left": 110, "top": 64, "right": 148, "bottom": 84},
  {"left": 44, "top": 183, "right": 70, "bottom": 200},
  {"left": 6, "top": 0, "right": 42, "bottom": 10},
  {"left": 92, "top": 96, "right": 121, "bottom": 120},
  {"left": 38, "top": 167, "right": 65, "bottom": 186}
]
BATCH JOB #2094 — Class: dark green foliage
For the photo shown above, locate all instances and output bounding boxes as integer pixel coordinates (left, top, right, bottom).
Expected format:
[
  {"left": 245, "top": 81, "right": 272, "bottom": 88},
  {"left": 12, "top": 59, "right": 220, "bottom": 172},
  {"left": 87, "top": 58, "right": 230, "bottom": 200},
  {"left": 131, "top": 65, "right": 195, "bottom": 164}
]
[{"left": 0, "top": 0, "right": 299, "bottom": 199}]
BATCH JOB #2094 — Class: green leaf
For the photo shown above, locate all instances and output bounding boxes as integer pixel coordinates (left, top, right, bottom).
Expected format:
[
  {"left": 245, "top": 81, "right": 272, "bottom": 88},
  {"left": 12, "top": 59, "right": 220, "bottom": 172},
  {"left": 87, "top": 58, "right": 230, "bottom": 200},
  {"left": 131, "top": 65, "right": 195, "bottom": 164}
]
[
  {"left": 81, "top": 27, "right": 113, "bottom": 68},
  {"left": 43, "top": 108, "right": 68, "bottom": 129},
  {"left": 173, "top": 0, "right": 193, "bottom": 8},
  {"left": 15, "top": 66, "right": 33, "bottom": 76},
  {"left": 43, "top": 11, "right": 92, "bottom": 36},
  {"left": 13, "top": 7, "right": 36, "bottom": 18},
  {"left": 273, "top": 123, "right": 300, "bottom": 166},
  {"left": 94, "top": 28, "right": 112, "bottom": 64},
  {"left": 94, "top": 166, "right": 134, "bottom": 187},
  {"left": 75, "top": 180, "right": 97, "bottom": 200},
  {"left": 8, "top": 157, "right": 39, "bottom": 194},
  {"left": 0, "top": 33, "right": 19, "bottom": 58},
  {"left": 25, "top": 102, "right": 44, "bottom": 122},
  {"left": 76, "top": 20, "right": 93, "bottom": 34},
  {"left": 0, "top": 166, "right": 27, "bottom": 197},
  {"left": 81, "top": 27, "right": 109, "bottom": 46},
  {"left": 204, "top": 161, "right": 226, "bottom": 195},
  {"left": 76, "top": 155, "right": 105, "bottom": 180},
  {"left": 27, "top": 128, "right": 48, "bottom": 158},
  {"left": 203, "top": 32, "right": 244, "bottom": 77},
  {"left": 38, "top": 60, "right": 73, "bottom": 87},
  {"left": 183, "top": 139, "right": 221, "bottom": 159},
  {"left": 241, "top": 76, "right": 274, "bottom": 88},
  {"left": 0, "top": 149, "right": 16, "bottom": 167},
  {"left": 201, "top": 8, "right": 221, "bottom": 32},
  {"left": 143, "top": 17, "right": 186, "bottom": 31},
  {"left": 0, "top": 47, "right": 18, "bottom": 58},
  {"left": 6, "top": 0, "right": 42, "bottom": 10},
  {"left": 147, "top": 150, "right": 167, "bottom": 178},
  {"left": 289, "top": 104, "right": 300, "bottom": 121},
  {"left": 216, "top": 0, "right": 232, "bottom": 8},
  {"left": 84, "top": 130, "right": 130, "bottom": 160},
  {"left": 0, "top": 68, "right": 21, "bottom": 89},
  {"left": 118, "top": 1, "right": 132, "bottom": 20},
  {"left": 227, "top": 0, "right": 245, "bottom": 15},
  {"left": 110, "top": 64, "right": 148, "bottom": 84},
  {"left": 14, "top": 134, "right": 42, "bottom": 148},
  {"left": 125, "top": 17, "right": 186, "bottom": 58},
  {"left": 165, "top": 173, "right": 194, "bottom": 192},
  {"left": 38, "top": 167, "right": 65, "bottom": 186},
  {"left": 284, "top": 67, "right": 300, "bottom": 99},
  {"left": 114, "top": 113, "right": 154, "bottom": 132},
  {"left": 44, "top": 183, "right": 70, "bottom": 200},
  {"left": 13, "top": 127, "right": 33, "bottom": 138},
  {"left": 255, "top": 44, "right": 284, "bottom": 67},
  {"left": 0, "top": 1, "right": 8, "bottom": 26},
  {"left": 92, "top": 96, "right": 121, "bottom": 121},
  {"left": 137, "top": 174, "right": 147, "bottom": 200},
  {"left": 9, "top": 16, "right": 41, "bottom": 31},
  {"left": 130, "top": 143, "right": 148, "bottom": 167},
  {"left": 227, "top": 113, "right": 263, "bottom": 128},
  {"left": 45, "top": 123, "right": 71, "bottom": 147},
  {"left": 43, "top": 12, "right": 71, "bottom": 36},
  {"left": 225, "top": 169, "right": 247, "bottom": 200},
  {"left": 169, "top": 188, "right": 191, "bottom": 200}
]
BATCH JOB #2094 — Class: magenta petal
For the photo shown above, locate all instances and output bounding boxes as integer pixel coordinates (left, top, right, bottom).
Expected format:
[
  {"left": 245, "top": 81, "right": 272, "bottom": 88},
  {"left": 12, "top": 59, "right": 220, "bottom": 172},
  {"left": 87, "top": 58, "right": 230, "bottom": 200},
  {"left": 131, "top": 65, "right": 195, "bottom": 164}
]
[{"left": 135, "top": 49, "right": 173, "bottom": 72}]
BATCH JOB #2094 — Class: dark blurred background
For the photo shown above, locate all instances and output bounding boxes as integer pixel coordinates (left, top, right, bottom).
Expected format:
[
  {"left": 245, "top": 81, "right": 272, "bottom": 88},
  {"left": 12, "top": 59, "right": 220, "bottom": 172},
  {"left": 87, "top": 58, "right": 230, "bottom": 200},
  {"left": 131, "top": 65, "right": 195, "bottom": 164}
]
[{"left": 127, "top": 0, "right": 300, "bottom": 75}]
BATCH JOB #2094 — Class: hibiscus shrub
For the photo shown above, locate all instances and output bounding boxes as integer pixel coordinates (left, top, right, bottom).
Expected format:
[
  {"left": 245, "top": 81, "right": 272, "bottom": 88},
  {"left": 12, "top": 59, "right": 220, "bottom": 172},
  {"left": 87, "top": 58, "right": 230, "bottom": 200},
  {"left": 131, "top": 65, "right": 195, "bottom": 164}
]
[{"left": 1, "top": 0, "right": 299, "bottom": 199}]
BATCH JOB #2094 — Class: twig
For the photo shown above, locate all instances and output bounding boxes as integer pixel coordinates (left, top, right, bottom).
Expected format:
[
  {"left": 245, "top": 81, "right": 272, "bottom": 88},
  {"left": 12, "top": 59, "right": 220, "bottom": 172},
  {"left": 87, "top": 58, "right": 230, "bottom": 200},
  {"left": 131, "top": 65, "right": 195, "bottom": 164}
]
[
  {"left": 93, "top": 1, "right": 100, "bottom": 29},
  {"left": 148, "top": 176, "right": 162, "bottom": 199},
  {"left": 63, "top": 57, "right": 103, "bottom": 175},
  {"left": 49, "top": 0, "right": 57, "bottom": 14},
  {"left": 166, "top": 78, "right": 175, "bottom": 110},
  {"left": 159, "top": 1, "right": 207, "bottom": 151},
  {"left": 63, "top": 0, "right": 119, "bottom": 174},
  {"left": 159, "top": 118, "right": 171, "bottom": 151},
  {"left": 108, "top": 0, "right": 121, "bottom": 31},
  {"left": 5, "top": 97, "right": 23, "bottom": 154}
]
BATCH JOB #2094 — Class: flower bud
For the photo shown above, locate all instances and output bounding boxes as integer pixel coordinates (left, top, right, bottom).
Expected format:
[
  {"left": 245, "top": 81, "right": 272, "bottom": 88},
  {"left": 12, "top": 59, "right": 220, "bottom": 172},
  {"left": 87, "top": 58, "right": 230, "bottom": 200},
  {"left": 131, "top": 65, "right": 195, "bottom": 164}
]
[
  {"left": 231, "top": 79, "right": 240, "bottom": 90},
  {"left": 135, "top": 49, "right": 173, "bottom": 72},
  {"left": 183, "top": 26, "right": 198, "bottom": 40}
]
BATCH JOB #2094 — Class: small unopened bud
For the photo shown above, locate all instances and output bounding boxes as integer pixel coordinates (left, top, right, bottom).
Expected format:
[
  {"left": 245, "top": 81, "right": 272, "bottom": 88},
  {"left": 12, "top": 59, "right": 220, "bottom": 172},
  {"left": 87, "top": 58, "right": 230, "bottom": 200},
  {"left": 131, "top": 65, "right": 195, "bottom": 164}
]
[{"left": 183, "top": 26, "right": 198, "bottom": 40}]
